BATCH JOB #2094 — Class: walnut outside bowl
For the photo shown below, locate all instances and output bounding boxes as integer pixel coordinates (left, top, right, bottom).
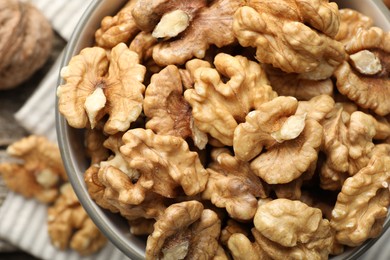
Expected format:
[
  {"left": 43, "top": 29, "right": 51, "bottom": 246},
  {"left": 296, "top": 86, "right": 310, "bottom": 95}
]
[{"left": 56, "top": 1, "right": 390, "bottom": 259}]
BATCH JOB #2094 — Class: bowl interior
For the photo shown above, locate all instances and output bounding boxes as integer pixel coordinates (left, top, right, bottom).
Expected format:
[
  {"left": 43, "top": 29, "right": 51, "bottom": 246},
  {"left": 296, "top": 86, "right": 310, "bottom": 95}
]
[{"left": 55, "top": 1, "right": 390, "bottom": 259}]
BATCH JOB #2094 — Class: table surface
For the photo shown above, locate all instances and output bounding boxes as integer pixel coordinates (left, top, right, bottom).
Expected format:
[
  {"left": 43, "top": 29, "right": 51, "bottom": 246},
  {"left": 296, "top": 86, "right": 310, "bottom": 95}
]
[{"left": 0, "top": 31, "right": 66, "bottom": 260}]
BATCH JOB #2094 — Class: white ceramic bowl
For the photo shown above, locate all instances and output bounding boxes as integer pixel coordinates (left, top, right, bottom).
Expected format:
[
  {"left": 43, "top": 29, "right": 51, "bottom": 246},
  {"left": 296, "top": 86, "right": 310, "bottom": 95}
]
[{"left": 56, "top": 1, "right": 390, "bottom": 259}]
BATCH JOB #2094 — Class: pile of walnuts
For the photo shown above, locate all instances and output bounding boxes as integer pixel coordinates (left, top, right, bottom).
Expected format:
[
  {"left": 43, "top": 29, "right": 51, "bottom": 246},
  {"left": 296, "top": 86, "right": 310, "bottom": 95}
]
[
  {"left": 57, "top": 0, "right": 390, "bottom": 259},
  {"left": 0, "top": 135, "right": 107, "bottom": 256}
]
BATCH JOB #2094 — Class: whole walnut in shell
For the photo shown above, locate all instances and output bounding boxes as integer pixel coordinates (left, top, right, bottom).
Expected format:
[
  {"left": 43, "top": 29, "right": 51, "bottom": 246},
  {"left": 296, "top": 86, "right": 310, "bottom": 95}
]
[{"left": 0, "top": 0, "right": 53, "bottom": 90}]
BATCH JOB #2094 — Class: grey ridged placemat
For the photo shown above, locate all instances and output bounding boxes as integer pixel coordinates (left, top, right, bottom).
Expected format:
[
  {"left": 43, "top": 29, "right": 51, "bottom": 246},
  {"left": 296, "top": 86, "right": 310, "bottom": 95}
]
[
  {"left": 0, "top": 152, "right": 16, "bottom": 252},
  {"left": 0, "top": 153, "right": 8, "bottom": 206},
  {"left": 0, "top": 178, "right": 8, "bottom": 207}
]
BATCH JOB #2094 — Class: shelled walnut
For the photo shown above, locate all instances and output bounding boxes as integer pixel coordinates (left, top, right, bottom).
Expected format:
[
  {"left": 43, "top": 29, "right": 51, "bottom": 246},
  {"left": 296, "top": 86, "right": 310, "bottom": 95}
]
[
  {"left": 184, "top": 53, "right": 276, "bottom": 146},
  {"left": 202, "top": 148, "right": 268, "bottom": 221},
  {"left": 143, "top": 64, "right": 208, "bottom": 149},
  {"left": 334, "top": 26, "right": 390, "bottom": 116},
  {"left": 234, "top": 96, "right": 323, "bottom": 185},
  {"left": 120, "top": 128, "right": 209, "bottom": 198},
  {"left": 320, "top": 107, "right": 377, "bottom": 190},
  {"left": 253, "top": 199, "right": 334, "bottom": 259},
  {"left": 263, "top": 65, "right": 334, "bottom": 101},
  {"left": 132, "top": 0, "right": 242, "bottom": 65},
  {"left": 95, "top": 0, "right": 140, "bottom": 48},
  {"left": 227, "top": 233, "right": 268, "bottom": 260},
  {"left": 330, "top": 144, "right": 390, "bottom": 247},
  {"left": 335, "top": 8, "right": 373, "bottom": 43},
  {"left": 145, "top": 201, "right": 221, "bottom": 259},
  {"left": 48, "top": 183, "right": 107, "bottom": 255},
  {"left": 0, "top": 135, "right": 66, "bottom": 203},
  {"left": 57, "top": 43, "right": 146, "bottom": 134},
  {"left": 233, "top": 0, "right": 346, "bottom": 80}
]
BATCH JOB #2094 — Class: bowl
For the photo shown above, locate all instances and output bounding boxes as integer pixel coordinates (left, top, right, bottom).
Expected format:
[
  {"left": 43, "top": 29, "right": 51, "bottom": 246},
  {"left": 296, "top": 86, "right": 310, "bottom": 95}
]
[{"left": 56, "top": 1, "right": 390, "bottom": 259}]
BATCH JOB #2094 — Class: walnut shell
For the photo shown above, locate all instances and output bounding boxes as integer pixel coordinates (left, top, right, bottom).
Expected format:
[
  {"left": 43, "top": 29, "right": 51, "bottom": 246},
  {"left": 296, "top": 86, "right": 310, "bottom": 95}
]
[{"left": 0, "top": 0, "right": 53, "bottom": 90}]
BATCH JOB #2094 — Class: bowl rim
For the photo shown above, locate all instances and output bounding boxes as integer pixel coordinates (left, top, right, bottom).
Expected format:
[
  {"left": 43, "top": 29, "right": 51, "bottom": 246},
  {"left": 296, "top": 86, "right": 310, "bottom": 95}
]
[
  {"left": 55, "top": 0, "right": 390, "bottom": 259},
  {"left": 55, "top": 1, "right": 145, "bottom": 259}
]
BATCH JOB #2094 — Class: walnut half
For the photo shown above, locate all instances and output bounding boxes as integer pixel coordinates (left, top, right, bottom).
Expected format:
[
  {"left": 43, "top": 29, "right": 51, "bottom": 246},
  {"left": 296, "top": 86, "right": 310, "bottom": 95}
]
[
  {"left": 184, "top": 53, "right": 276, "bottom": 146},
  {"left": 253, "top": 199, "right": 334, "bottom": 259},
  {"left": 330, "top": 145, "right": 390, "bottom": 247},
  {"left": 132, "top": 0, "right": 242, "bottom": 65},
  {"left": 47, "top": 183, "right": 107, "bottom": 255},
  {"left": 0, "top": 135, "right": 67, "bottom": 203},
  {"left": 120, "top": 128, "right": 209, "bottom": 198},
  {"left": 234, "top": 97, "right": 323, "bottom": 184},
  {"left": 146, "top": 201, "right": 221, "bottom": 260},
  {"left": 233, "top": 0, "right": 346, "bottom": 80},
  {"left": 144, "top": 64, "right": 208, "bottom": 149},
  {"left": 57, "top": 43, "right": 146, "bottom": 134},
  {"left": 335, "top": 27, "right": 390, "bottom": 116}
]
